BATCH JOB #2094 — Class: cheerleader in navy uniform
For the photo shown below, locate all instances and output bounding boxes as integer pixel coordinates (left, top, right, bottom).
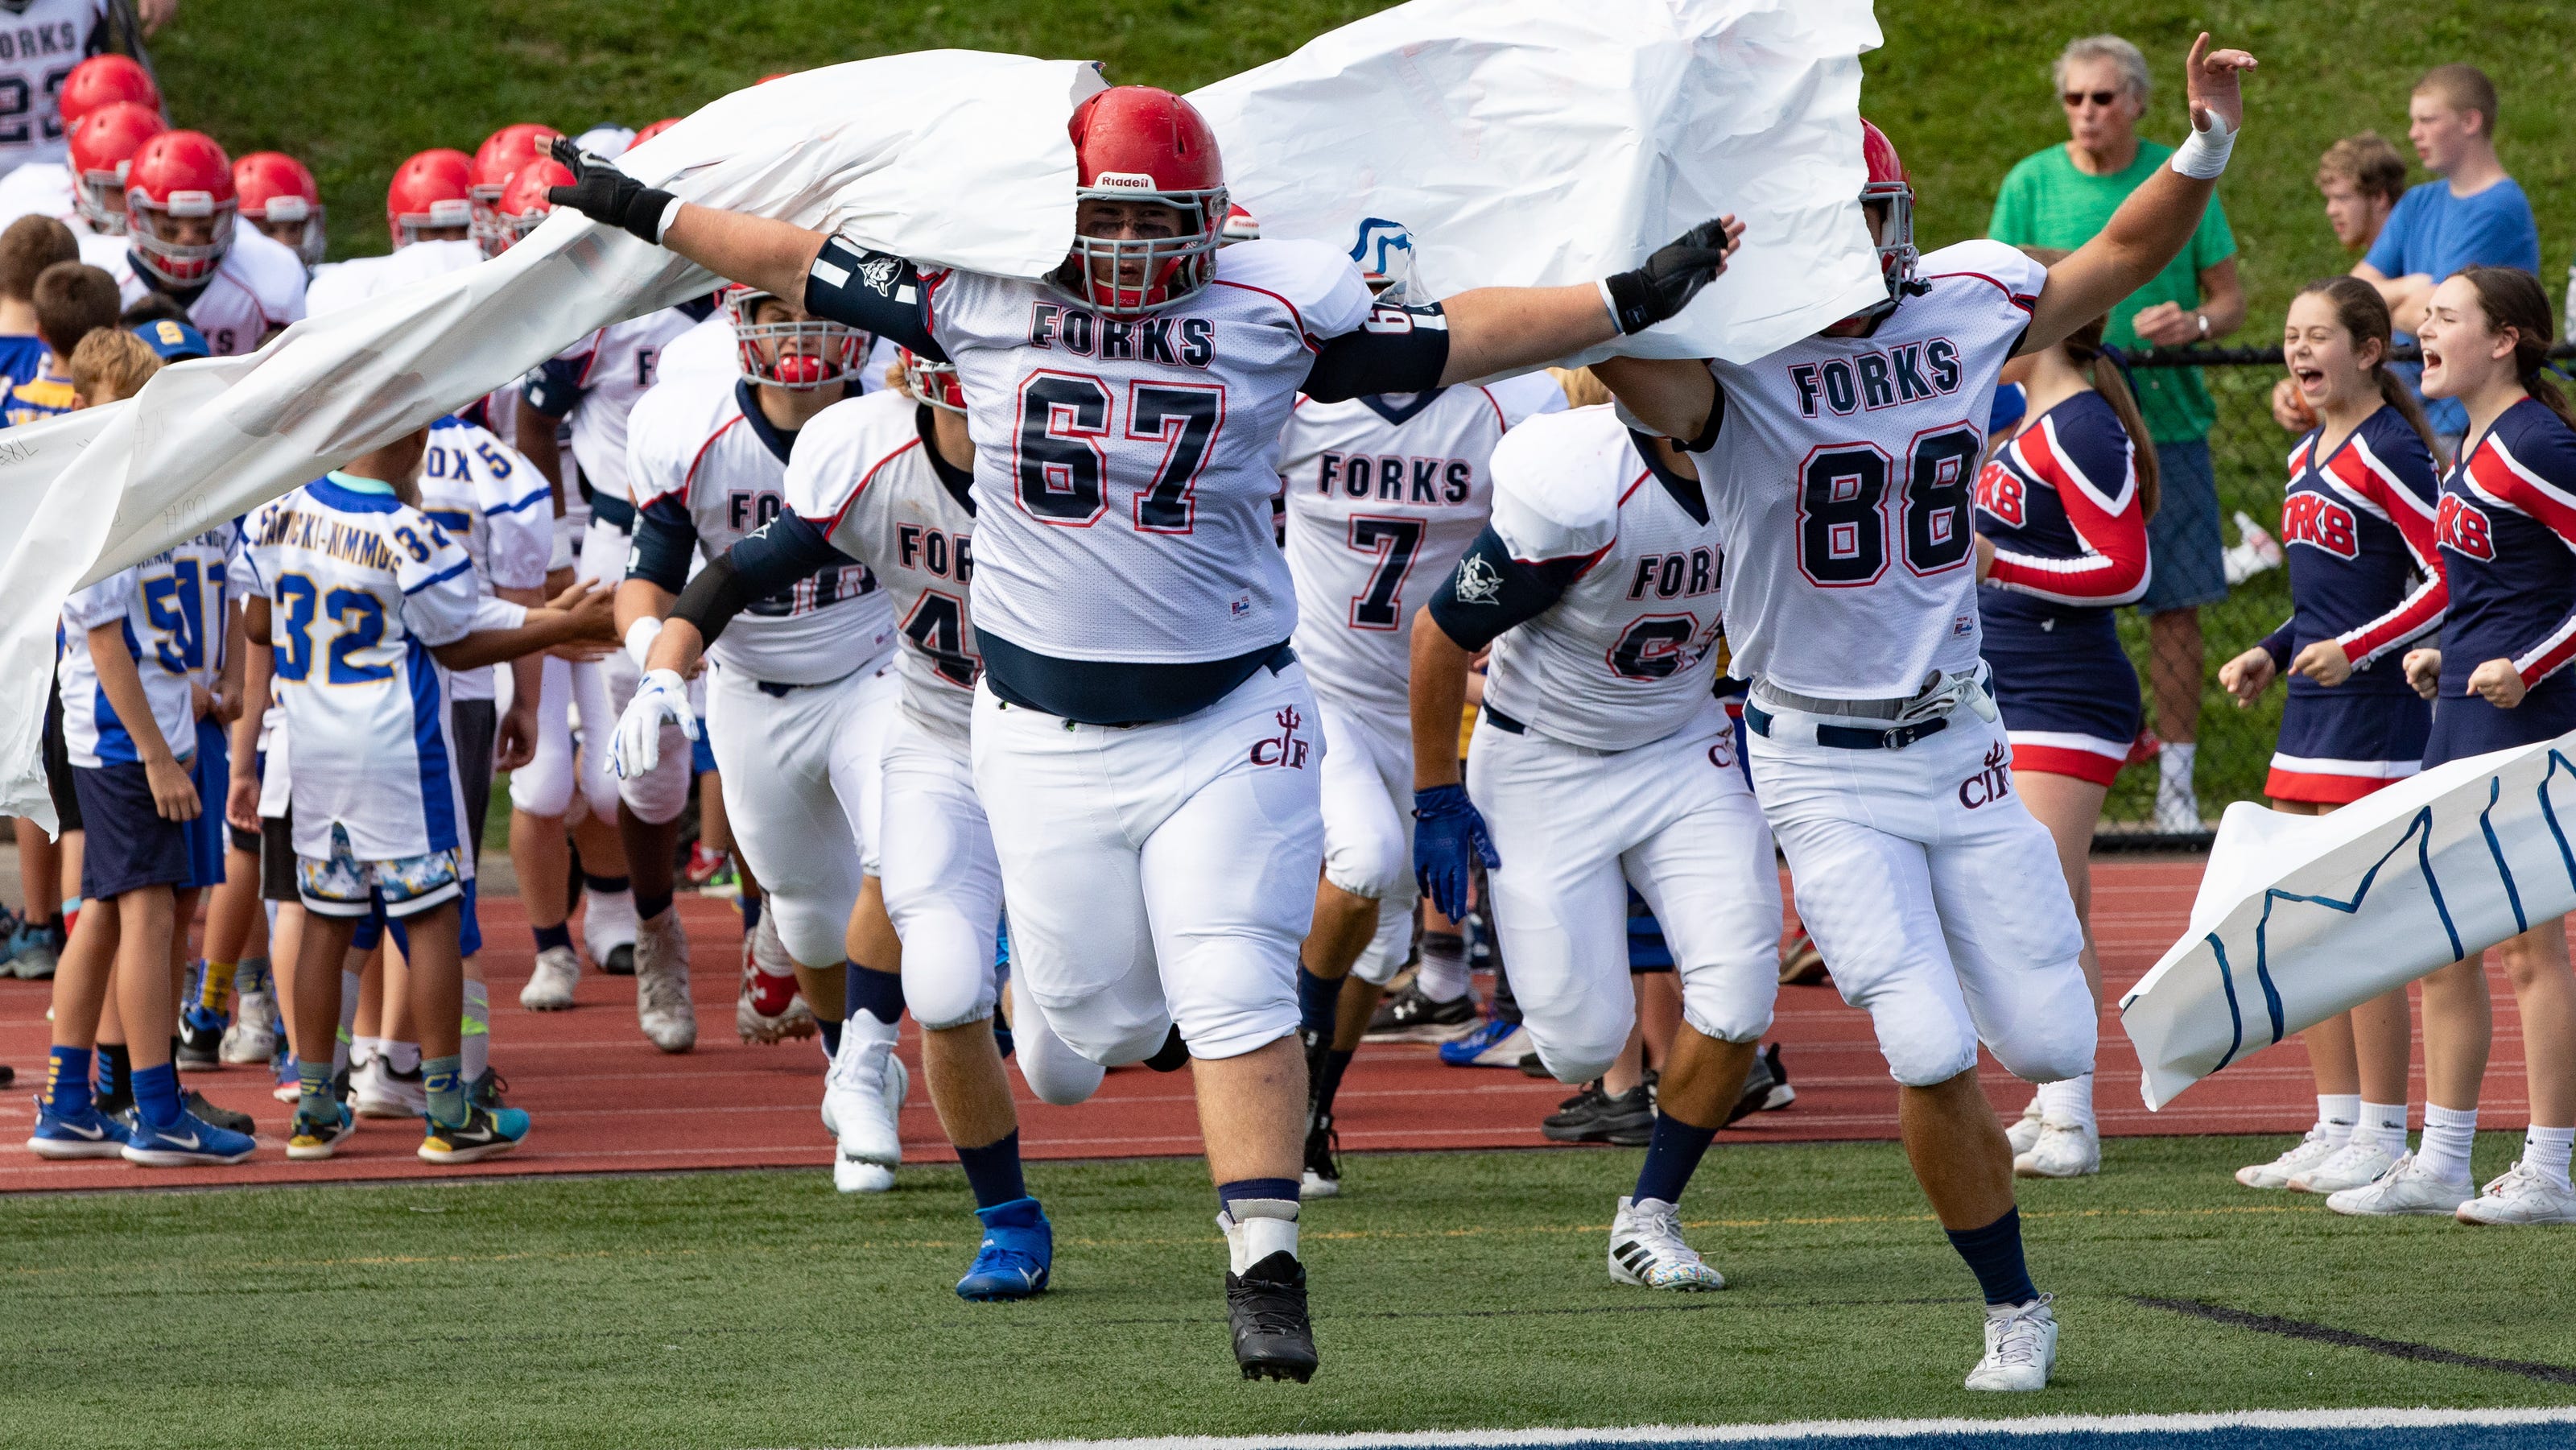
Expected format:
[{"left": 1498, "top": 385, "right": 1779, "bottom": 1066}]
[
  {"left": 2343, "top": 267, "right": 2576, "bottom": 1225},
  {"left": 1971, "top": 254, "right": 2151, "bottom": 1180},
  {"left": 2220, "top": 277, "right": 2442, "bottom": 1198}
]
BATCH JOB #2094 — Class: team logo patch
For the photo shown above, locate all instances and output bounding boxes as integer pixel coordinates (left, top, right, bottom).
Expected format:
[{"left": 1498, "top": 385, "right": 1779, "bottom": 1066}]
[
  {"left": 1251, "top": 706, "right": 1312, "bottom": 769},
  {"left": 858, "top": 257, "right": 903, "bottom": 296},
  {"left": 1452, "top": 555, "right": 1504, "bottom": 605},
  {"left": 1958, "top": 741, "right": 2013, "bottom": 809}
]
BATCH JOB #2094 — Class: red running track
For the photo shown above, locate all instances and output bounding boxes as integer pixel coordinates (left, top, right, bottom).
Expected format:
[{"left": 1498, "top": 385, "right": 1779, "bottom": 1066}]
[{"left": 0, "top": 862, "right": 2533, "bottom": 1193}]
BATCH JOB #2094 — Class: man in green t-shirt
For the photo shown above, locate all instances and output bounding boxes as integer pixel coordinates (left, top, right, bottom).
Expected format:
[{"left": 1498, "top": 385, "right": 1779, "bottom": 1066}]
[{"left": 1991, "top": 33, "right": 2244, "bottom": 837}]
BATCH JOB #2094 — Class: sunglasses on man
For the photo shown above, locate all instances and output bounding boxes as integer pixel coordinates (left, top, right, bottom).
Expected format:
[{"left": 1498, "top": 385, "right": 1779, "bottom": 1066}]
[{"left": 2062, "top": 89, "right": 2124, "bottom": 108}]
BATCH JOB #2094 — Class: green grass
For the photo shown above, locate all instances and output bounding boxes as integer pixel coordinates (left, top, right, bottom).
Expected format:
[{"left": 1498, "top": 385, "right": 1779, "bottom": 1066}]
[{"left": 4, "top": 1136, "right": 2569, "bottom": 1448}]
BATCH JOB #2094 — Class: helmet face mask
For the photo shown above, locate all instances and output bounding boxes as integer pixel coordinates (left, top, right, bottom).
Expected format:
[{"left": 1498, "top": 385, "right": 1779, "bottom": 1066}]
[
  {"left": 470, "top": 123, "right": 563, "bottom": 256},
  {"left": 1057, "top": 86, "right": 1226, "bottom": 318},
  {"left": 1853, "top": 119, "right": 1918, "bottom": 324},
  {"left": 126, "top": 131, "right": 237, "bottom": 287},
  {"left": 69, "top": 101, "right": 165, "bottom": 237},
  {"left": 237, "top": 151, "right": 325, "bottom": 267},
  {"left": 898, "top": 346, "right": 965, "bottom": 413},
  {"left": 386, "top": 147, "right": 474, "bottom": 250},
  {"left": 728, "top": 287, "right": 866, "bottom": 391},
  {"left": 489, "top": 156, "right": 572, "bottom": 257}
]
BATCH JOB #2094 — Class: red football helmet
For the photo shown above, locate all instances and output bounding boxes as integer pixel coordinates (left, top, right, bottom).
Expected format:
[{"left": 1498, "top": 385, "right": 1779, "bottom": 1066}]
[
  {"left": 236, "top": 151, "right": 324, "bottom": 266},
  {"left": 631, "top": 118, "right": 682, "bottom": 147},
  {"left": 898, "top": 347, "right": 964, "bottom": 413},
  {"left": 68, "top": 101, "right": 165, "bottom": 234},
  {"left": 470, "top": 122, "right": 564, "bottom": 251},
  {"left": 490, "top": 156, "right": 573, "bottom": 254},
  {"left": 1859, "top": 119, "right": 1918, "bottom": 313},
  {"left": 1063, "top": 86, "right": 1225, "bottom": 317},
  {"left": 729, "top": 286, "right": 865, "bottom": 390},
  {"left": 386, "top": 147, "right": 474, "bottom": 248},
  {"left": 126, "top": 130, "right": 236, "bottom": 287},
  {"left": 1219, "top": 204, "right": 1259, "bottom": 246},
  {"left": 60, "top": 54, "right": 159, "bottom": 137}
]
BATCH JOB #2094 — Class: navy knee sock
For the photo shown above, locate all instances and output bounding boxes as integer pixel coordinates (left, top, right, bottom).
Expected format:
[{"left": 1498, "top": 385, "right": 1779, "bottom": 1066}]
[
  {"left": 1633, "top": 1113, "right": 1719, "bottom": 1205},
  {"left": 740, "top": 892, "right": 762, "bottom": 932},
  {"left": 1295, "top": 966, "right": 1343, "bottom": 1039},
  {"left": 816, "top": 1018, "right": 841, "bottom": 1058},
  {"left": 634, "top": 887, "right": 673, "bottom": 923},
  {"left": 94, "top": 1042, "right": 132, "bottom": 1106},
  {"left": 956, "top": 1130, "right": 1027, "bottom": 1209},
  {"left": 1945, "top": 1206, "right": 2038, "bottom": 1306},
  {"left": 1217, "top": 1177, "right": 1300, "bottom": 1212},
  {"left": 532, "top": 921, "right": 572, "bottom": 954},
  {"left": 848, "top": 961, "right": 905, "bottom": 1025},
  {"left": 583, "top": 872, "right": 630, "bottom": 897},
  {"left": 1313, "top": 1047, "right": 1355, "bottom": 1117}
]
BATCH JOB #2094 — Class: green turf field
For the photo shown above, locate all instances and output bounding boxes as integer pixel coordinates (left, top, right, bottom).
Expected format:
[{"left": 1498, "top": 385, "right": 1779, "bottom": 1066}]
[{"left": 4, "top": 1135, "right": 2567, "bottom": 1448}]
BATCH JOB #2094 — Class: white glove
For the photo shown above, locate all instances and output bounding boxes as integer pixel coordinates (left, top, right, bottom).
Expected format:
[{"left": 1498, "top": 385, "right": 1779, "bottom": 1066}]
[{"left": 609, "top": 668, "right": 697, "bottom": 779}]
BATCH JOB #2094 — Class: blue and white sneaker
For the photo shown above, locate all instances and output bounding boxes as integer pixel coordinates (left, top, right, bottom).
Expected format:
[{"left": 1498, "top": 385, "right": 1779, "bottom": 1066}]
[
  {"left": 956, "top": 1196, "right": 1052, "bottom": 1301},
  {"left": 121, "top": 1109, "right": 258, "bottom": 1167},
  {"left": 1438, "top": 1016, "right": 1532, "bottom": 1068},
  {"left": 28, "top": 1101, "right": 129, "bottom": 1159}
]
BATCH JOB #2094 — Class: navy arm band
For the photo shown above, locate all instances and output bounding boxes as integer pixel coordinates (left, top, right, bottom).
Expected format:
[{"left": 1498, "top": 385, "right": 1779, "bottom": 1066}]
[
  {"left": 671, "top": 512, "right": 844, "bottom": 648},
  {"left": 1303, "top": 304, "right": 1451, "bottom": 403},
  {"left": 1423, "top": 524, "right": 1584, "bottom": 653},
  {"left": 803, "top": 238, "right": 940, "bottom": 356}
]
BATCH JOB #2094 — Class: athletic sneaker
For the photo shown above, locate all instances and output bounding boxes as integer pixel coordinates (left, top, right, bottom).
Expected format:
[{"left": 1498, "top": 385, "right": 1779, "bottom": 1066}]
[
  {"left": 634, "top": 910, "right": 696, "bottom": 1053},
  {"left": 1361, "top": 981, "right": 1477, "bottom": 1043},
  {"left": 1777, "top": 926, "right": 1828, "bottom": 986},
  {"left": 1543, "top": 1080, "right": 1654, "bottom": 1146},
  {"left": 7, "top": 918, "right": 60, "bottom": 979},
  {"left": 27, "top": 1101, "right": 128, "bottom": 1159},
  {"left": 221, "top": 988, "right": 280, "bottom": 1065},
  {"left": 1964, "top": 1294, "right": 2058, "bottom": 1391},
  {"left": 175, "top": 1004, "right": 227, "bottom": 1069},
  {"left": 287, "top": 1101, "right": 356, "bottom": 1161},
  {"left": 2005, "top": 1097, "right": 2045, "bottom": 1157},
  {"left": 1608, "top": 1196, "right": 1726, "bottom": 1290},
  {"left": 519, "top": 944, "right": 581, "bottom": 1011},
  {"left": 121, "top": 1109, "right": 258, "bottom": 1167},
  {"left": 681, "top": 841, "right": 731, "bottom": 891},
  {"left": 2454, "top": 1161, "right": 2576, "bottom": 1225},
  {"left": 2325, "top": 1152, "right": 2472, "bottom": 1217},
  {"left": 2287, "top": 1140, "right": 2398, "bottom": 1195},
  {"left": 1225, "top": 1250, "right": 1318, "bottom": 1382},
  {"left": 1300, "top": 1113, "right": 1341, "bottom": 1200},
  {"left": 2236, "top": 1128, "right": 2338, "bottom": 1189},
  {"left": 352, "top": 1057, "right": 427, "bottom": 1119},
  {"left": 601, "top": 943, "right": 636, "bottom": 976},
  {"left": 418, "top": 1105, "right": 532, "bottom": 1164},
  {"left": 185, "top": 1091, "right": 256, "bottom": 1138},
  {"left": 824, "top": 1034, "right": 906, "bottom": 1192},
  {"left": 270, "top": 1049, "right": 301, "bottom": 1104},
  {"left": 956, "top": 1196, "right": 1054, "bottom": 1301},
  {"left": 735, "top": 912, "right": 816, "bottom": 1044},
  {"left": 1728, "top": 1042, "right": 1794, "bottom": 1124},
  {"left": 1438, "top": 1017, "right": 1531, "bottom": 1068},
  {"left": 2014, "top": 1121, "right": 2099, "bottom": 1179},
  {"left": 469, "top": 1069, "right": 510, "bottom": 1112}
]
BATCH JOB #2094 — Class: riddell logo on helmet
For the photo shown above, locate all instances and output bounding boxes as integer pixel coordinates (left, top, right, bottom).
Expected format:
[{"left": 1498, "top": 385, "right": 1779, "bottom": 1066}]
[{"left": 1091, "top": 171, "right": 1158, "bottom": 191}]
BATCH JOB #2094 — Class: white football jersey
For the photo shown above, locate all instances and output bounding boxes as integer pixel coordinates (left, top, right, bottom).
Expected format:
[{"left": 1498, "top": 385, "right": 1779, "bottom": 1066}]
[
  {"left": 1281, "top": 377, "right": 1561, "bottom": 717},
  {"left": 0, "top": 2, "right": 101, "bottom": 177},
  {"left": 526, "top": 307, "right": 700, "bottom": 513},
  {"left": 415, "top": 415, "right": 551, "bottom": 702},
  {"left": 0, "top": 158, "right": 72, "bottom": 229},
  {"left": 57, "top": 532, "right": 224, "bottom": 769},
  {"left": 106, "top": 228, "right": 309, "bottom": 356},
  {"left": 1699, "top": 240, "right": 2044, "bottom": 701},
  {"left": 787, "top": 390, "right": 981, "bottom": 747},
  {"left": 654, "top": 312, "right": 737, "bottom": 389},
  {"left": 1479, "top": 406, "right": 1731, "bottom": 752},
  {"left": 303, "top": 238, "right": 480, "bottom": 317},
  {"left": 924, "top": 239, "right": 1377, "bottom": 663},
  {"left": 237, "top": 477, "right": 481, "bottom": 861},
  {"left": 626, "top": 370, "right": 893, "bottom": 685}
]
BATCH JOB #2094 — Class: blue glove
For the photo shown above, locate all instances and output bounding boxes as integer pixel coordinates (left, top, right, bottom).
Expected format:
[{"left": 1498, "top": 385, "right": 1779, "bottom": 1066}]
[{"left": 1413, "top": 783, "right": 1500, "bottom": 923}]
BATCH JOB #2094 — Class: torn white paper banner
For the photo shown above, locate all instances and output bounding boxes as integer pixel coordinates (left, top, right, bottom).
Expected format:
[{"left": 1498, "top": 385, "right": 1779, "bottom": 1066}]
[
  {"left": 1188, "top": 0, "right": 1889, "bottom": 366},
  {"left": 2120, "top": 732, "right": 2576, "bottom": 1109}
]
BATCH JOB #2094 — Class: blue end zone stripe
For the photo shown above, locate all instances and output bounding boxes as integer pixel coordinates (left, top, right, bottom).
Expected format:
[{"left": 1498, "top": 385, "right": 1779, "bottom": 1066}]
[{"left": 406, "top": 639, "right": 460, "bottom": 854}]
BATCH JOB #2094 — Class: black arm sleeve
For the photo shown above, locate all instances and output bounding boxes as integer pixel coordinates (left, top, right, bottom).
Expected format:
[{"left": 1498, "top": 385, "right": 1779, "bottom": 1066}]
[
  {"left": 802, "top": 237, "right": 942, "bottom": 356},
  {"left": 1423, "top": 524, "right": 1586, "bottom": 653},
  {"left": 625, "top": 497, "right": 699, "bottom": 594},
  {"left": 1301, "top": 302, "right": 1452, "bottom": 403},
  {"left": 671, "top": 512, "right": 845, "bottom": 648}
]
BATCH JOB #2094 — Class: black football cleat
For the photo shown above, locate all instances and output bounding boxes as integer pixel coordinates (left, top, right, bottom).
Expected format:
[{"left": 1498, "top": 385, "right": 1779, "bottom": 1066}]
[
  {"left": 601, "top": 943, "right": 637, "bottom": 977},
  {"left": 1145, "top": 1023, "right": 1191, "bottom": 1072},
  {"left": 1227, "top": 1250, "right": 1318, "bottom": 1382}
]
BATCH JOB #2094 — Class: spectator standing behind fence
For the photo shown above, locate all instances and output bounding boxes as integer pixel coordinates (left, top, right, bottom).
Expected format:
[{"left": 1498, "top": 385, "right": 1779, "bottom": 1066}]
[
  {"left": 1991, "top": 34, "right": 2245, "bottom": 835},
  {"left": 2272, "top": 136, "right": 2414, "bottom": 436},
  {"left": 2355, "top": 66, "right": 2537, "bottom": 458}
]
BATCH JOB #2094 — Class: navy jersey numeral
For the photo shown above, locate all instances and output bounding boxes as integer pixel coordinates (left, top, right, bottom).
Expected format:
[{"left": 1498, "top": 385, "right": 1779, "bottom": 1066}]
[
  {"left": 1346, "top": 515, "right": 1423, "bottom": 630},
  {"left": 901, "top": 590, "right": 979, "bottom": 687},
  {"left": 1795, "top": 424, "right": 1983, "bottom": 586},
  {"left": 1014, "top": 373, "right": 1228, "bottom": 532},
  {"left": 1608, "top": 614, "right": 1697, "bottom": 680}
]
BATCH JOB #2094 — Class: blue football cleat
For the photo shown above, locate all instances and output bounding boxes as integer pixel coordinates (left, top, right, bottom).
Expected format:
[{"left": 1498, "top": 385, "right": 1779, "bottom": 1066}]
[
  {"left": 956, "top": 1196, "right": 1053, "bottom": 1301},
  {"left": 121, "top": 1108, "right": 258, "bottom": 1167},
  {"left": 28, "top": 1100, "right": 129, "bottom": 1159},
  {"left": 1437, "top": 1015, "right": 1531, "bottom": 1068}
]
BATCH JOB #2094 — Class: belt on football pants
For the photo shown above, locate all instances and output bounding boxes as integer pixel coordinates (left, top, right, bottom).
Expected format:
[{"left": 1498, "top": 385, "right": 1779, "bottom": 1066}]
[{"left": 1743, "top": 702, "right": 1949, "bottom": 751}]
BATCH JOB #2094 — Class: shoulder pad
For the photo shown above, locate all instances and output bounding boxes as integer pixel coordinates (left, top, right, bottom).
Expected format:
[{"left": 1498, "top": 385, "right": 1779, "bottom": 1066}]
[
  {"left": 1213, "top": 238, "right": 1376, "bottom": 339},
  {"left": 1485, "top": 405, "right": 1631, "bottom": 562},
  {"left": 1920, "top": 238, "right": 2047, "bottom": 305},
  {"left": 784, "top": 389, "right": 921, "bottom": 525}
]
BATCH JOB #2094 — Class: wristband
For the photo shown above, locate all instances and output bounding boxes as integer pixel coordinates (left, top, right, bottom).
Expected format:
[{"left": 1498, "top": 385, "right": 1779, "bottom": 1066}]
[
  {"left": 625, "top": 615, "right": 665, "bottom": 670},
  {"left": 650, "top": 195, "right": 685, "bottom": 245},
  {"left": 2169, "top": 110, "right": 2235, "bottom": 180}
]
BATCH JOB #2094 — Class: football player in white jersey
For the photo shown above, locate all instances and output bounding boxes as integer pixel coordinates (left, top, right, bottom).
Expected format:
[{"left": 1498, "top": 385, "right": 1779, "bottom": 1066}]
[
  {"left": 606, "top": 284, "right": 898, "bottom": 1076},
  {"left": 0, "top": 51, "right": 155, "bottom": 226},
  {"left": 628, "top": 349, "right": 1108, "bottom": 1295},
  {"left": 0, "top": 2, "right": 108, "bottom": 182},
  {"left": 1596, "top": 37, "right": 2256, "bottom": 1393},
  {"left": 110, "top": 130, "right": 308, "bottom": 357},
  {"left": 550, "top": 83, "right": 1736, "bottom": 1380},
  {"left": 1274, "top": 221, "right": 1564, "bottom": 1196},
  {"left": 1412, "top": 399, "right": 1783, "bottom": 1291},
  {"left": 237, "top": 425, "right": 612, "bottom": 1163}
]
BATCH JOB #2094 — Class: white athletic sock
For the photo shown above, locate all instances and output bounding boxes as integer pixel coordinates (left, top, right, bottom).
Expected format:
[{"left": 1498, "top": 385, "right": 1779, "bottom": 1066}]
[
  {"left": 2039, "top": 1072, "right": 2096, "bottom": 1131},
  {"left": 2360, "top": 1101, "right": 2409, "bottom": 1158},
  {"left": 2158, "top": 742, "right": 2197, "bottom": 801},
  {"left": 336, "top": 971, "right": 364, "bottom": 1075},
  {"left": 2316, "top": 1093, "right": 2361, "bottom": 1147},
  {"left": 2417, "top": 1103, "right": 2477, "bottom": 1184},
  {"left": 460, "top": 980, "right": 491, "bottom": 1084},
  {"left": 385, "top": 1039, "right": 421, "bottom": 1075},
  {"left": 1414, "top": 952, "right": 1471, "bottom": 1002},
  {"left": 2524, "top": 1125, "right": 2574, "bottom": 1191}
]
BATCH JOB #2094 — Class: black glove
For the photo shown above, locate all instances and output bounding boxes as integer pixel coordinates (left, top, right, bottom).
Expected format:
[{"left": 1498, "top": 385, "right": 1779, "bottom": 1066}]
[
  {"left": 546, "top": 136, "right": 678, "bottom": 246},
  {"left": 1601, "top": 218, "right": 1733, "bottom": 336}
]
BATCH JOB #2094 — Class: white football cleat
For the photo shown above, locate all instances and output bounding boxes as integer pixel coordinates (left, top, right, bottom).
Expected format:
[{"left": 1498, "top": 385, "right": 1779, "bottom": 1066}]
[
  {"left": 824, "top": 1031, "right": 908, "bottom": 1173},
  {"left": 2004, "top": 1097, "right": 2045, "bottom": 1157},
  {"left": 2236, "top": 1129, "right": 2337, "bottom": 1189},
  {"left": 2325, "top": 1152, "right": 2471, "bottom": 1217},
  {"left": 1607, "top": 1196, "right": 1725, "bottom": 1291},
  {"left": 835, "top": 1155, "right": 896, "bottom": 1194},
  {"left": 2013, "top": 1121, "right": 2099, "bottom": 1179},
  {"left": 1965, "top": 1294, "right": 2058, "bottom": 1391},
  {"left": 2286, "top": 1140, "right": 2396, "bottom": 1195},
  {"left": 519, "top": 944, "right": 581, "bottom": 1012},
  {"left": 2454, "top": 1160, "right": 2576, "bottom": 1225},
  {"left": 221, "top": 987, "right": 280, "bottom": 1065},
  {"left": 634, "top": 911, "right": 696, "bottom": 1053}
]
